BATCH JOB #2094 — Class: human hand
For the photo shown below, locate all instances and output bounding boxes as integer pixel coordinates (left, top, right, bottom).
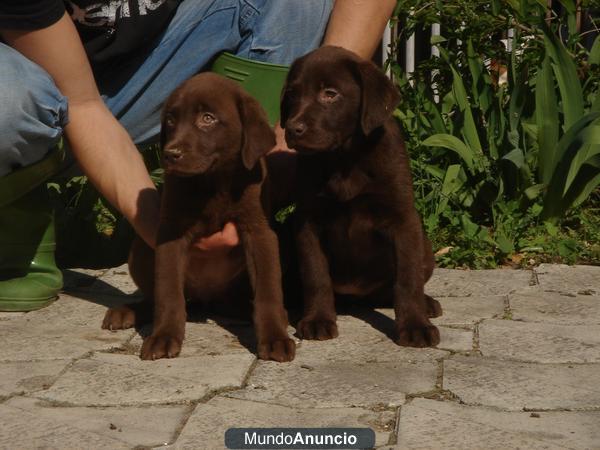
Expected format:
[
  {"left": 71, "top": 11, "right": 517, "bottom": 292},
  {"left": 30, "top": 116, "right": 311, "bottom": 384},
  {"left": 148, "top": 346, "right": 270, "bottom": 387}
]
[
  {"left": 269, "top": 121, "right": 295, "bottom": 154},
  {"left": 192, "top": 222, "right": 240, "bottom": 251}
]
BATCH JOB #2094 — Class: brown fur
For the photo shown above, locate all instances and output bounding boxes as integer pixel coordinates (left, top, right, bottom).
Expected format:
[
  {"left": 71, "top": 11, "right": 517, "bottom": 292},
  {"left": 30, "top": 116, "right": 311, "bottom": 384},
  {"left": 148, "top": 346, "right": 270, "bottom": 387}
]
[
  {"left": 282, "top": 46, "right": 442, "bottom": 347},
  {"left": 102, "top": 73, "right": 295, "bottom": 362}
]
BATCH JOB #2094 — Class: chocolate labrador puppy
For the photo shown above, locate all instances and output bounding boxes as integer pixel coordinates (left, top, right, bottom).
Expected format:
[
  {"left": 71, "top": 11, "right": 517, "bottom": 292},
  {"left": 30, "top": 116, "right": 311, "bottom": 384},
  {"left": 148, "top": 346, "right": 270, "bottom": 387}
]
[
  {"left": 102, "top": 73, "right": 295, "bottom": 362},
  {"left": 282, "top": 46, "right": 442, "bottom": 347}
]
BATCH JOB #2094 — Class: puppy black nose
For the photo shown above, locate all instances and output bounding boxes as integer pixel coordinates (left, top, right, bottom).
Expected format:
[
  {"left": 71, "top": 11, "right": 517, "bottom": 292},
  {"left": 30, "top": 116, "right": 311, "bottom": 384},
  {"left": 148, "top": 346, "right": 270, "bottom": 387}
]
[
  {"left": 289, "top": 121, "right": 307, "bottom": 137},
  {"left": 163, "top": 148, "right": 182, "bottom": 163}
]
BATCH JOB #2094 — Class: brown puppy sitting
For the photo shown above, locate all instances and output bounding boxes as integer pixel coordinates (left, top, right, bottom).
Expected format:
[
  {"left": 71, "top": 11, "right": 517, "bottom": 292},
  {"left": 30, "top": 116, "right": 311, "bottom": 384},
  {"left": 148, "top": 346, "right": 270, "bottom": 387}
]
[
  {"left": 282, "top": 46, "right": 442, "bottom": 347},
  {"left": 102, "top": 73, "right": 295, "bottom": 362}
]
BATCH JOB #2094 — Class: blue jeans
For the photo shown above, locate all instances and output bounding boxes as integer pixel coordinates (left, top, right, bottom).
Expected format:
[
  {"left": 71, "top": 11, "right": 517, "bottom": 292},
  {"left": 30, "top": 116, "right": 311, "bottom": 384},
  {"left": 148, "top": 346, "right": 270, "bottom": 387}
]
[{"left": 0, "top": 0, "right": 333, "bottom": 178}]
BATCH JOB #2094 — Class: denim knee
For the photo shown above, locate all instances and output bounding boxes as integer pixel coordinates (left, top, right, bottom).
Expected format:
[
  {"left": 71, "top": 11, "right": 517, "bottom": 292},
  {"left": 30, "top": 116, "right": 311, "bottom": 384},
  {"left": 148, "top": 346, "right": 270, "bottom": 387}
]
[
  {"left": 0, "top": 43, "right": 68, "bottom": 178},
  {"left": 239, "top": 0, "right": 334, "bottom": 65}
]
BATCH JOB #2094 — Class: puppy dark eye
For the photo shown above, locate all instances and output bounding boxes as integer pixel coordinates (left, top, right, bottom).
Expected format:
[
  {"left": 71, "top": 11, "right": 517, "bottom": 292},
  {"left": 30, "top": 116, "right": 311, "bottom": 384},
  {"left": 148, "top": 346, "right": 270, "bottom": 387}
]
[
  {"left": 320, "top": 88, "right": 340, "bottom": 103},
  {"left": 201, "top": 113, "right": 216, "bottom": 124},
  {"left": 165, "top": 113, "right": 175, "bottom": 127}
]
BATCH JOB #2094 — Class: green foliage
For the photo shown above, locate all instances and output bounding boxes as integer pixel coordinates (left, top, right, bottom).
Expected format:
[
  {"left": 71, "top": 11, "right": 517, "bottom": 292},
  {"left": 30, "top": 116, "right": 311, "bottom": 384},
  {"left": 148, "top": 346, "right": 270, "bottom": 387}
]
[
  {"left": 391, "top": 0, "right": 600, "bottom": 267},
  {"left": 49, "top": 145, "right": 163, "bottom": 268}
]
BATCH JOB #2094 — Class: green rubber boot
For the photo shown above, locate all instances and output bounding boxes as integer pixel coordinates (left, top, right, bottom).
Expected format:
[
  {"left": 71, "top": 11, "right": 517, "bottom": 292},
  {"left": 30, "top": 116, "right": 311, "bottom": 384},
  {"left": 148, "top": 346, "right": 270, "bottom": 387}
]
[
  {"left": 0, "top": 150, "right": 64, "bottom": 312},
  {"left": 211, "top": 53, "right": 289, "bottom": 126}
]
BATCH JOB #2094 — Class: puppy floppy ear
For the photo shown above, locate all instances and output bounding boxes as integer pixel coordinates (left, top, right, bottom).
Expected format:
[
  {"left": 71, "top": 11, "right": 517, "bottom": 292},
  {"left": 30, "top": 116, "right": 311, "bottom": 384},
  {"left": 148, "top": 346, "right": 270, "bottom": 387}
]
[
  {"left": 279, "top": 79, "right": 291, "bottom": 129},
  {"left": 279, "top": 57, "right": 304, "bottom": 129},
  {"left": 239, "top": 94, "right": 276, "bottom": 170},
  {"left": 357, "top": 60, "right": 401, "bottom": 135},
  {"left": 159, "top": 110, "right": 168, "bottom": 150}
]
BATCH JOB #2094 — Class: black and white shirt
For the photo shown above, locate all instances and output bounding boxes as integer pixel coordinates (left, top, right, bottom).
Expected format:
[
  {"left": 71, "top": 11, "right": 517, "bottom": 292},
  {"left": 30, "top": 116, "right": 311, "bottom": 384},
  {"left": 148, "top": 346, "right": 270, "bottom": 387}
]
[{"left": 0, "top": 0, "right": 181, "bottom": 63}]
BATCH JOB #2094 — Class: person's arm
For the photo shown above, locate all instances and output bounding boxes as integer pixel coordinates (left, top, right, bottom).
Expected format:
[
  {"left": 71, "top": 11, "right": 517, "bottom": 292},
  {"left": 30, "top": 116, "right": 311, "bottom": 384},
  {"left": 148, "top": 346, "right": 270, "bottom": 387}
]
[
  {"left": 1, "top": 13, "right": 160, "bottom": 247},
  {"left": 1, "top": 13, "right": 238, "bottom": 250},
  {"left": 323, "top": 0, "right": 397, "bottom": 59}
]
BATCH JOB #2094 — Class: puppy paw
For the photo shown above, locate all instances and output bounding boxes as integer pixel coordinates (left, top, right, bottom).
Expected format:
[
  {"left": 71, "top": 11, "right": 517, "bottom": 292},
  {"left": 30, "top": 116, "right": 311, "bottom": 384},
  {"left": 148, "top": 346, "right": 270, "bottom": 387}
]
[
  {"left": 395, "top": 321, "right": 440, "bottom": 348},
  {"left": 425, "top": 295, "right": 443, "bottom": 318},
  {"left": 297, "top": 317, "right": 339, "bottom": 341},
  {"left": 102, "top": 306, "right": 136, "bottom": 330},
  {"left": 258, "top": 337, "right": 296, "bottom": 362},
  {"left": 140, "top": 332, "right": 183, "bottom": 360}
]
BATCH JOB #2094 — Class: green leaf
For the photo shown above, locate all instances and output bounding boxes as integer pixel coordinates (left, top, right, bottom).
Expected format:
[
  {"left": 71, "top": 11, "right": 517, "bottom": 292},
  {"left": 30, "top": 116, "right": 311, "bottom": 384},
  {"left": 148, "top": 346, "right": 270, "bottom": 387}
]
[
  {"left": 450, "top": 65, "right": 482, "bottom": 154},
  {"left": 564, "top": 138, "right": 600, "bottom": 194},
  {"left": 495, "top": 232, "right": 514, "bottom": 254},
  {"left": 590, "top": 36, "right": 600, "bottom": 66},
  {"left": 524, "top": 184, "right": 545, "bottom": 200},
  {"left": 422, "top": 134, "right": 476, "bottom": 173},
  {"left": 567, "top": 155, "right": 600, "bottom": 208},
  {"left": 431, "top": 35, "right": 447, "bottom": 45},
  {"left": 541, "top": 113, "right": 600, "bottom": 219},
  {"left": 502, "top": 148, "right": 526, "bottom": 169},
  {"left": 536, "top": 54, "right": 560, "bottom": 185},
  {"left": 542, "top": 24, "right": 584, "bottom": 130},
  {"left": 437, "top": 164, "right": 465, "bottom": 215}
]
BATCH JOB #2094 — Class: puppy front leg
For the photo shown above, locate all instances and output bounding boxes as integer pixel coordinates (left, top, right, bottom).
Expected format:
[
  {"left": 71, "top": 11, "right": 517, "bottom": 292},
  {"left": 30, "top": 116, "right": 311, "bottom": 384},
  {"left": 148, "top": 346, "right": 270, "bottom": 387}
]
[
  {"left": 295, "top": 218, "right": 338, "bottom": 340},
  {"left": 140, "top": 230, "right": 190, "bottom": 360},
  {"left": 390, "top": 221, "right": 440, "bottom": 348},
  {"left": 242, "top": 224, "right": 295, "bottom": 362}
]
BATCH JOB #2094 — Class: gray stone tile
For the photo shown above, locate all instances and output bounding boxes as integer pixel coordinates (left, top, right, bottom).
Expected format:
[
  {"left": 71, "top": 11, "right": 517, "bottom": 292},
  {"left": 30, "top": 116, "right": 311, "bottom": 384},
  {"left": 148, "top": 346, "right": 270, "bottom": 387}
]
[
  {"left": 295, "top": 313, "right": 448, "bottom": 364},
  {"left": 437, "top": 327, "right": 473, "bottom": 353},
  {"left": 396, "top": 398, "right": 600, "bottom": 450},
  {"left": 0, "top": 294, "right": 133, "bottom": 362},
  {"left": 535, "top": 264, "right": 600, "bottom": 296},
  {"left": 479, "top": 319, "right": 600, "bottom": 363},
  {"left": 353, "top": 309, "right": 472, "bottom": 353},
  {"left": 128, "top": 318, "right": 256, "bottom": 359},
  {"left": 4, "top": 396, "right": 188, "bottom": 448},
  {"left": 62, "top": 268, "right": 107, "bottom": 291},
  {"left": 426, "top": 269, "right": 533, "bottom": 297},
  {"left": 510, "top": 288, "right": 600, "bottom": 325},
  {"left": 444, "top": 356, "right": 600, "bottom": 411},
  {"left": 0, "top": 360, "right": 69, "bottom": 398},
  {"left": 429, "top": 295, "right": 506, "bottom": 326},
  {"left": 228, "top": 356, "right": 438, "bottom": 409},
  {"left": 0, "top": 401, "right": 128, "bottom": 449},
  {"left": 37, "top": 352, "right": 255, "bottom": 406},
  {"left": 0, "top": 312, "right": 25, "bottom": 320},
  {"left": 91, "top": 264, "right": 140, "bottom": 295},
  {"left": 175, "top": 396, "right": 396, "bottom": 449}
]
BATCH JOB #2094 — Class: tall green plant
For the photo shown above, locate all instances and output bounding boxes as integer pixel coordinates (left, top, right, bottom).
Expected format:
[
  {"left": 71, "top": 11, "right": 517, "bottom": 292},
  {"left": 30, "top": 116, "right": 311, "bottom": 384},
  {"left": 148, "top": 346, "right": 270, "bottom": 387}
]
[{"left": 391, "top": 0, "right": 600, "bottom": 263}]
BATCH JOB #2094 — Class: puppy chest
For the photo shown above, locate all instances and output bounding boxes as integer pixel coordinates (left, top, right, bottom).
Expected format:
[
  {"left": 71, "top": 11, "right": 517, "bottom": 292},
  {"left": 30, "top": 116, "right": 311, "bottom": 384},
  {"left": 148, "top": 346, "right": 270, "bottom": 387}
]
[{"left": 320, "top": 210, "right": 394, "bottom": 283}]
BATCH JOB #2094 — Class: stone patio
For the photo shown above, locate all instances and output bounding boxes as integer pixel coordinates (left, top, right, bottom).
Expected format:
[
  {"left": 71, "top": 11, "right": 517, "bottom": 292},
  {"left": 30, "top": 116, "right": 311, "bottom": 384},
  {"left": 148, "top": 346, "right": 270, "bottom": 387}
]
[{"left": 0, "top": 264, "right": 599, "bottom": 449}]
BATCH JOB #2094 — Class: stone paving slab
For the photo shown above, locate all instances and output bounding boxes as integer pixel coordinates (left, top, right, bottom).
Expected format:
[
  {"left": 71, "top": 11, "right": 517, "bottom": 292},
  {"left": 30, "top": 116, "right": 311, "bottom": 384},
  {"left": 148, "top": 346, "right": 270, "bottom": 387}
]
[
  {"left": 293, "top": 312, "right": 448, "bottom": 363},
  {"left": 0, "top": 360, "right": 69, "bottom": 398},
  {"left": 444, "top": 356, "right": 600, "bottom": 411},
  {"left": 479, "top": 319, "right": 600, "bottom": 363},
  {"left": 3, "top": 264, "right": 600, "bottom": 448},
  {"left": 428, "top": 295, "right": 506, "bottom": 326},
  {"left": 426, "top": 269, "right": 533, "bottom": 297},
  {"left": 128, "top": 319, "right": 257, "bottom": 359},
  {"left": 228, "top": 358, "right": 438, "bottom": 409},
  {"left": 357, "top": 309, "right": 473, "bottom": 353},
  {"left": 174, "top": 396, "right": 396, "bottom": 449},
  {"left": 396, "top": 398, "right": 600, "bottom": 450},
  {"left": 510, "top": 288, "right": 600, "bottom": 324},
  {"left": 0, "top": 294, "right": 133, "bottom": 362},
  {"left": 437, "top": 326, "right": 473, "bottom": 353},
  {"left": 37, "top": 352, "right": 255, "bottom": 406},
  {"left": 3, "top": 396, "right": 188, "bottom": 448},
  {"left": 0, "top": 312, "right": 25, "bottom": 320},
  {"left": 62, "top": 268, "right": 107, "bottom": 291},
  {"left": 535, "top": 264, "right": 600, "bottom": 295},
  {"left": 90, "top": 264, "right": 140, "bottom": 296},
  {"left": 0, "top": 400, "right": 129, "bottom": 450}
]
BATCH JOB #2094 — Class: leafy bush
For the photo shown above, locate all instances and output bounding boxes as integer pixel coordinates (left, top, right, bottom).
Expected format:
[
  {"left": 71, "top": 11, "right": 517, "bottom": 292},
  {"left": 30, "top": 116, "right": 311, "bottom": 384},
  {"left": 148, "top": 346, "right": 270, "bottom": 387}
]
[{"left": 390, "top": 0, "right": 600, "bottom": 267}]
